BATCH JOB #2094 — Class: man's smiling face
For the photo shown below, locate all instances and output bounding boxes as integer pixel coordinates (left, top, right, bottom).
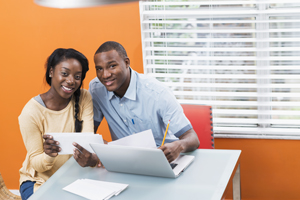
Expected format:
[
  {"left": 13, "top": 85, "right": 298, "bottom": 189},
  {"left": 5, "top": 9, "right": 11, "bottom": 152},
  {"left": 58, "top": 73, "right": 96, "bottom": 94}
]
[{"left": 94, "top": 50, "right": 131, "bottom": 98}]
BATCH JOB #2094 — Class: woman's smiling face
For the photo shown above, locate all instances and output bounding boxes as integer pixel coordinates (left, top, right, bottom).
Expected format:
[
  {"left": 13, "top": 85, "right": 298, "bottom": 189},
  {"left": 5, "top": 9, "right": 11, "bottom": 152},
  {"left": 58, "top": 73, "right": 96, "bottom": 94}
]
[{"left": 49, "top": 58, "right": 83, "bottom": 99}]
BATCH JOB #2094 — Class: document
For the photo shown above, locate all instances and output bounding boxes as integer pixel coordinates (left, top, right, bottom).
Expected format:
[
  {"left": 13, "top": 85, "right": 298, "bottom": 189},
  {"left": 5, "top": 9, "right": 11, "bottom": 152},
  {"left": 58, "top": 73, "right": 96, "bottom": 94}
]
[
  {"left": 108, "top": 129, "right": 156, "bottom": 148},
  {"left": 63, "top": 179, "right": 128, "bottom": 200},
  {"left": 46, "top": 132, "right": 104, "bottom": 155},
  {"left": 82, "top": 179, "right": 128, "bottom": 196}
]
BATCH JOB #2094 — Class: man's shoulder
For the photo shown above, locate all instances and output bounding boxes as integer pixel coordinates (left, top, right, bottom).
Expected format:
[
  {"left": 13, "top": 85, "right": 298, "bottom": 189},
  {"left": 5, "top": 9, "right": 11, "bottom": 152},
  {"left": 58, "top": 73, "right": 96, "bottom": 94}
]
[
  {"left": 89, "top": 77, "right": 101, "bottom": 88},
  {"left": 135, "top": 71, "right": 168, "bottom": 94},
  {"left": 89, "top": 77, "right": 106, "bottom": 93}
]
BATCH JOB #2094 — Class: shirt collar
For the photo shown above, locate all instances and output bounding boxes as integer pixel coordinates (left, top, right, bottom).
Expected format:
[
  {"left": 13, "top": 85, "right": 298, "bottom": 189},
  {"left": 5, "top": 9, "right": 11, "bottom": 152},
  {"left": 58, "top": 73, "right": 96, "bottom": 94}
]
[
  {"left": 108, "top": 68, "right": 137, "bottom": 101},
  {"left": 108, "top": 90, "right": 114, "bottom": 100}
]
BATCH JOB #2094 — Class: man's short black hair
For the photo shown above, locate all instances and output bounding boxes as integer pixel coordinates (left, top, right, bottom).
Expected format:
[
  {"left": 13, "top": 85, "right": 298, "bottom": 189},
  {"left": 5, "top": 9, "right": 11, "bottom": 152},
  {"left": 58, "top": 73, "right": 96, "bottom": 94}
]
[{"left": 95, "top": 41, "right": 128, "bottom": 59}]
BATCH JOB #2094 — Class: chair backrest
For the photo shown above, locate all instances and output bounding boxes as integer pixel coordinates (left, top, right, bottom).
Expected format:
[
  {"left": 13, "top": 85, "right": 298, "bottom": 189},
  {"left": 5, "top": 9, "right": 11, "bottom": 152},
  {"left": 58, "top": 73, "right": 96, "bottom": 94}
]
[
  {"left": 0, "top": 173, "right": 21, "bottom": 200},
  {"left": 181, "top": 104, "right": 214, "bottom": 149}
]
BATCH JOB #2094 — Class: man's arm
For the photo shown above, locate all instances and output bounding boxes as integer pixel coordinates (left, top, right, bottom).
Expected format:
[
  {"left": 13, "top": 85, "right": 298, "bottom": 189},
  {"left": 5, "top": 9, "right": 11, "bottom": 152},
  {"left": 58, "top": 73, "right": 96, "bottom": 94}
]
[
  {"left": 178, "top": 128, "right": 200, "bottom": 152},
  {"left": 158, "top": 128, "right": 199, "bottom": 163}
]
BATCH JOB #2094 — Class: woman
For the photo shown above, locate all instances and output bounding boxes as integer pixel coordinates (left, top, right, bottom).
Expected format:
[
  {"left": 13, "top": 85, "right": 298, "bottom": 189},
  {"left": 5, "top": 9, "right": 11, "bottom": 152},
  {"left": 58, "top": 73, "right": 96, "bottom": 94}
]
[{"left": 18, "top": 48, "right": 97, "bottom": 200}]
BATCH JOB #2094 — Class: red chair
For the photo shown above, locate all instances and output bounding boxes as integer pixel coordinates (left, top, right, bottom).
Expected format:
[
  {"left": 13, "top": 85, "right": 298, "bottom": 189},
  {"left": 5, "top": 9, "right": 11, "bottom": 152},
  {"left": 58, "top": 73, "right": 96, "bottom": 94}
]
[{"left": 181, "top": 104, "right": 214, "bottom": 149}]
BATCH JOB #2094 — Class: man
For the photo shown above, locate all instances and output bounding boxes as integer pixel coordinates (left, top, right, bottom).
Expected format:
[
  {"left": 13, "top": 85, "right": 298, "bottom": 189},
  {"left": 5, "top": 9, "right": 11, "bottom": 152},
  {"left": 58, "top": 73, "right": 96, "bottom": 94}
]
[{"left": 73, "top": 41, "right": 199, "bottom": 166}]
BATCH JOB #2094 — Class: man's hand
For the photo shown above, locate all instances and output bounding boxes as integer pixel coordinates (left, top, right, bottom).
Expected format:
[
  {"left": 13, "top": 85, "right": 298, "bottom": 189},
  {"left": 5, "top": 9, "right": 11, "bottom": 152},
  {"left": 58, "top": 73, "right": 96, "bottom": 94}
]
[
  {"left": 73, "top": 142, "right": 102, "bottom": 168},
  {"left": 43, "top": 134, "right": 60, "bottom": 157},
  {"left": 158, "top": 129, "right": 199, "bottom": 163},
  {"left": 158, "top": 140, "right": 183, "bottom": 163}
]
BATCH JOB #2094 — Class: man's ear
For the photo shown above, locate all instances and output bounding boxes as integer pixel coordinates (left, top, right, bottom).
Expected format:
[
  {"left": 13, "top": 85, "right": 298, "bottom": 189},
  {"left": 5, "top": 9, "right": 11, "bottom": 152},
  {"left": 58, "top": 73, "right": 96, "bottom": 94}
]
[{"left": 124, "top": 57, "right": 130, "bottom": 68}]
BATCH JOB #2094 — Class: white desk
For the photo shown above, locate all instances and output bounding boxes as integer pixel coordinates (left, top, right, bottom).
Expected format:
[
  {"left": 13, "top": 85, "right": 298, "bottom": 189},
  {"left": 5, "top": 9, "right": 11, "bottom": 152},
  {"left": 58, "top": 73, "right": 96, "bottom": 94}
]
[{"left": 29, "top": 149, "right": 241, "bottom": 200}]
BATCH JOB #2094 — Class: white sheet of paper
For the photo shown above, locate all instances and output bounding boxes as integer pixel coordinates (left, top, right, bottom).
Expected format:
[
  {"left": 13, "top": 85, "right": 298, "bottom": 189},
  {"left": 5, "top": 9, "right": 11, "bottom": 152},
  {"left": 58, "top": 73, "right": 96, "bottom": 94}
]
[
  {"left": 63, "top": 179, "right": 115, "bottom": 200},
  {"left": 108, "top": 129, "right": 156, "bottom": 148},
  {"left": 81, "top": 179, "right": 128, "bottom": 196},
  {"left": 47, "top": 133, "right": 104, "bottom": 155}
]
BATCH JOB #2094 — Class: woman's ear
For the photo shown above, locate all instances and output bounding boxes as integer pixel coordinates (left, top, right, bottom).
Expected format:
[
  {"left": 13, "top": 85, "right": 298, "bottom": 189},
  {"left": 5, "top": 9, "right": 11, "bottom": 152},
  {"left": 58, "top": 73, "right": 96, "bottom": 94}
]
[{"left": 49, "top": 68, "right": 54, "bottom": 77}]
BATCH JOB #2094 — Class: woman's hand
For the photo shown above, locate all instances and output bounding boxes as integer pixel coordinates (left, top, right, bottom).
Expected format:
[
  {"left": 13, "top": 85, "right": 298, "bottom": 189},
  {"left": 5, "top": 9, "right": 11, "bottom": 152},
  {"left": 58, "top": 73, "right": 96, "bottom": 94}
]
[
  {"left": 43, "top": 134, "right": 61, "bottom": 157},
  {"left": 73, "top": 142, "right": 102, "bottom": 168}
]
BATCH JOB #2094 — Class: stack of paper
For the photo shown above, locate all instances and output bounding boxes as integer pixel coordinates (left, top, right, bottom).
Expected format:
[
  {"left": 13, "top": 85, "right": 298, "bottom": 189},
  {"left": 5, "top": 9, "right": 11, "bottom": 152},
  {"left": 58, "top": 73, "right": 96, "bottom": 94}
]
[{"left": 63, "top": 179, "right": 128, "bottom": 200}]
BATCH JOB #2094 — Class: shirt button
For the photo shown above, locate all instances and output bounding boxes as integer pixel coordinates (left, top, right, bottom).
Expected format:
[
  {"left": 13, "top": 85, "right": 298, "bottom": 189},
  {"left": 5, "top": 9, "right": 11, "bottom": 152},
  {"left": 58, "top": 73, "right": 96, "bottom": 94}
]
[
  {"left": 124, "top": 119, "right": 127, "bottom": 122},
  {"left": 120, "top": 104, "right": 123, "bottom": 106}
]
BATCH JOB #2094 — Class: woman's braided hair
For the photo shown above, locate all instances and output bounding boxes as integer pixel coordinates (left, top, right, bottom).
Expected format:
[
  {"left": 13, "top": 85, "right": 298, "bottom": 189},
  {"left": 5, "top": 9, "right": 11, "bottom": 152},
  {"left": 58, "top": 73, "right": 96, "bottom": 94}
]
[{"left": 45, "top": 48, "right": 89, "bottom": 132}]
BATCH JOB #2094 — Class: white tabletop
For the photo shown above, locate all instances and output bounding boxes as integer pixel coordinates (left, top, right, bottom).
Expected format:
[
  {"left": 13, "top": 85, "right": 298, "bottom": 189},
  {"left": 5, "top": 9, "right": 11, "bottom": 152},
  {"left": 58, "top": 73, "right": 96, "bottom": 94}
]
[{"left": 29, "top": 149, "right": 241, "bottom": 200}]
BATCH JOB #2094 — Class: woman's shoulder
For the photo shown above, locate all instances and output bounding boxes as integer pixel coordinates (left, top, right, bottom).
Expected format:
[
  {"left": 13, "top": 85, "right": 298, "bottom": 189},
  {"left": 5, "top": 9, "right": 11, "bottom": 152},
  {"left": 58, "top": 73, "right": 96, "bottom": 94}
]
[
  {"left": 79, "top": 88, "right": 92, "bottom": 103},
  {"left": 21, "top": 97, "right": 42, "bottom": 112},
  {"left": 19, "top": 97, "right": 45, "bottom": 121}
]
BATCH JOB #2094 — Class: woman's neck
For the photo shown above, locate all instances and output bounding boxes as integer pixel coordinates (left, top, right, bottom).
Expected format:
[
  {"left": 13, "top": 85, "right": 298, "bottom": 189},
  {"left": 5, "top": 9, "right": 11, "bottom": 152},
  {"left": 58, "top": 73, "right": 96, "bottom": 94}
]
[{"left": 40, "top": 90, "right": 71, "bottom": 111}]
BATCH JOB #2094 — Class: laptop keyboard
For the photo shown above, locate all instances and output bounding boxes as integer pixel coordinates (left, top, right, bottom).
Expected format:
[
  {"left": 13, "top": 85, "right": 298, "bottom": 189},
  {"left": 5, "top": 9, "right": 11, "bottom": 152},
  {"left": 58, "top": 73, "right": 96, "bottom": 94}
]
[{"left": 170, "top": 163, "right": 178, "bottom": 169}]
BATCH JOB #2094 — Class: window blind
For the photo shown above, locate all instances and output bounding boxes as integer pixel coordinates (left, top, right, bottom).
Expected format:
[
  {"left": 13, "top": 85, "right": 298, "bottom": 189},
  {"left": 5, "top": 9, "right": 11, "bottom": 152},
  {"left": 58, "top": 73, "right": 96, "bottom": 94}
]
[{"left": 139, "top": 0, "right": 300, "bottom": 139}]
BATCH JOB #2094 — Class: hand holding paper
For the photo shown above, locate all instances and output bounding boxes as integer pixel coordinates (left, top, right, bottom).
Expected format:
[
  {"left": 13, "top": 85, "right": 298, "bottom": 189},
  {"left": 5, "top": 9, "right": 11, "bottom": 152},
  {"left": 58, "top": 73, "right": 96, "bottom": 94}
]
[
  {"left": 45, "top": 132, "right": 104, "bottom": 155},
  {"left": 43, "top": 134, "right": 61, "bottom": 157},
  {"left": 73, "top": 142, "right": 102, "bottom": 168}
]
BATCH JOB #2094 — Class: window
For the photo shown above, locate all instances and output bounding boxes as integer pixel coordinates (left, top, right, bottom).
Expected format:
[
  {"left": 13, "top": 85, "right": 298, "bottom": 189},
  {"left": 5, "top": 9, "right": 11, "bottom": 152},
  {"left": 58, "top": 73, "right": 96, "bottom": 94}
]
[{"left": 139, "top": 0, "right": 300, "bottom": 139}]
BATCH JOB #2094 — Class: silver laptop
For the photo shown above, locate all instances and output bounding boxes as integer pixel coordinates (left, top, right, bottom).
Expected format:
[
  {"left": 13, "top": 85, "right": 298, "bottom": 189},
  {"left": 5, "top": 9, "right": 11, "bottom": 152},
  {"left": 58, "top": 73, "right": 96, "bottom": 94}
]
[{"left": 90, "top": 143, "right": 195, "bottom": 178}]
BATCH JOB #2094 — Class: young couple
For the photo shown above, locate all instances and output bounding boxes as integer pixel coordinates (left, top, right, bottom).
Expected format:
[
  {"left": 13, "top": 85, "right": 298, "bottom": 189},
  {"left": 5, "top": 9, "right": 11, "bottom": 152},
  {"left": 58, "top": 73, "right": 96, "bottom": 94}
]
[{"left": 18, "top": 41, "right": 200, "bottom": 199}]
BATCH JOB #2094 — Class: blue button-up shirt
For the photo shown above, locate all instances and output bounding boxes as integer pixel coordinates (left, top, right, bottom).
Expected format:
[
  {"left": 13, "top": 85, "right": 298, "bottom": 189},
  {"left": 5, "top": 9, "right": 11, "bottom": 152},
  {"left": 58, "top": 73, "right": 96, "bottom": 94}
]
[{"left": 89, "top": 69, "right": 192, "bottom": 147}]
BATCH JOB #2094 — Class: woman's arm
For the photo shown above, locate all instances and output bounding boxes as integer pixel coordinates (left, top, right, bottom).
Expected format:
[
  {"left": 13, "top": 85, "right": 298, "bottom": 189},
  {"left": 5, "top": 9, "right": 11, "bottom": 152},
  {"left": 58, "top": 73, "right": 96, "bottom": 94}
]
[{"left": 19, "top": 107, "right": 57, "bottom": 173}]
